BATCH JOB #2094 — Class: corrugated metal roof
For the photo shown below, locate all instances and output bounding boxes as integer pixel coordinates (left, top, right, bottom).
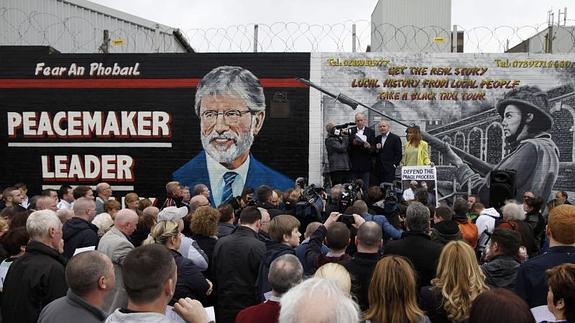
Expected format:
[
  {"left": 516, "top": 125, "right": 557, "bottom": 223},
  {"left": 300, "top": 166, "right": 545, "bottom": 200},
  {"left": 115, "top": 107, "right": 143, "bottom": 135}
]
[{"left": 0, "top": 0, "right": 193, "bottom": 53}]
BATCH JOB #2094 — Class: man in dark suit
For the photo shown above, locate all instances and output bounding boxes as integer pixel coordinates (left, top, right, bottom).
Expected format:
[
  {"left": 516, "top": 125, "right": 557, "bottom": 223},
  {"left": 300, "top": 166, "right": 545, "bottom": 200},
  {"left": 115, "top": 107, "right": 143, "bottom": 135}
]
[
  {"left": 374, "top": 120, "right": 402, "bottom": 184},
  {"left": 348, "top": 112, "right": 376, "bottom": 191},
  {"left": 382, "top": 202, "right": 443, "bottom": 289},
  {"left": 173, "top": 66, "right": 293, "bottom": 207}
]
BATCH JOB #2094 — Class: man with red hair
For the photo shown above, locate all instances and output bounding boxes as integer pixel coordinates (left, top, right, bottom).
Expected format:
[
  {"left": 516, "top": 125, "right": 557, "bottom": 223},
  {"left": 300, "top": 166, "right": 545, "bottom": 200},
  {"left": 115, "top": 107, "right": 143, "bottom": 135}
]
[{"left": 515, "top": 204, "right": 575, "bottom": 307}]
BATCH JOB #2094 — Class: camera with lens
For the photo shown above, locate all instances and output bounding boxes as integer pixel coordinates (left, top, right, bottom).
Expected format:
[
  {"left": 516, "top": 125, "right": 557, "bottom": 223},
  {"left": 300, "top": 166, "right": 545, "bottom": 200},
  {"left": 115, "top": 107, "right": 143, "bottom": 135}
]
[
  {"left": 338, "top": 182, "right": 361, "bottom": 213},
  {"left": 330, "top": 122, "right": 356, "bottom": 136},
  {"left": 294, "top": 183, "right": 325, "bottom": 234}
]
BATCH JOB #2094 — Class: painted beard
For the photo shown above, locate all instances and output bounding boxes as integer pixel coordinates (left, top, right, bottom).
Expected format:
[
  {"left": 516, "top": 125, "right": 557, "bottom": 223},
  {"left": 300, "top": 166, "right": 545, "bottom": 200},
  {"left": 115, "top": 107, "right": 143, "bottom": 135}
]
[{"left": 201, "top": 127, "right": 255, "bottom": 165}]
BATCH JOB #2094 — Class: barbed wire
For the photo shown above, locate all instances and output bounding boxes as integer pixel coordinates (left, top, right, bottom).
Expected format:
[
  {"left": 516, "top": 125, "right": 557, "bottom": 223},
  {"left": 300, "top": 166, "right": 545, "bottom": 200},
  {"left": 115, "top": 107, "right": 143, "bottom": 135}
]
[
  {"left": 185, "top": 20, "right": 575, "bottom": 53},
  {"left": 0, "top": 7, "right": 182, "bottom": 53},
  {"left": 1, "top": 7, "right": 574, "bottom": 54}
]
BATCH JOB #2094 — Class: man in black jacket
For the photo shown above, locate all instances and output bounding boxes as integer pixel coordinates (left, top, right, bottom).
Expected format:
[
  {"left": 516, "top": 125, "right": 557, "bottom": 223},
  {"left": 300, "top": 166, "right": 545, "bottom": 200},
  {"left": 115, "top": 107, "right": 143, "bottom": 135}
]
[
  {"left": 430, "top": 206, "right": 463, "bottom": 245},
  {"left": 2, "top": 210, "right": 68, "bottom": 323},
  {"left": 382, "top": 202, "right": 443, "bottom": 289},
  {"left": 63, "top": 197, "right": 99, "bottom": 259},
  {"left": 38, "top": 251, "right": 114, "bottom": 323},
  {"left": 481, "top": 228, "right": 521, "bottom": 289},
  {"left": 256, "top": 214, "right": 301, "bottom": 300},
  {"left": 255, "top": 185, "right": 283, "bottom": 218},
  {"left": 341, "top": 221, "right": 382, "bottom": 311},
  {"left": 374, "top": 120, "right": 402, "bottom": 185},
  {"left": 348, "top": 112, "right": 376, "bottom": 191},
  {"left": 212, "top": 206, "right": 266, "bottom": 323}
]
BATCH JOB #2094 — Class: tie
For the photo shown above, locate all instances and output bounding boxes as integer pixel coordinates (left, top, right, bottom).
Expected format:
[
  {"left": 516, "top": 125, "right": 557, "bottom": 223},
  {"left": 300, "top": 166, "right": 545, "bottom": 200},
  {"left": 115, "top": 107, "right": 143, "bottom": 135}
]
[{"left": 221, "top": 172, "right": 238, "bottom": 204}]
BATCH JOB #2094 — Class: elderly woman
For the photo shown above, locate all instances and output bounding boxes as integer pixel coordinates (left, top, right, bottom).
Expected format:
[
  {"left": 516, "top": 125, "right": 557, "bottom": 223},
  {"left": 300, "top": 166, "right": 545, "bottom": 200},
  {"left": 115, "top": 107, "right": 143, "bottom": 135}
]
[
  {"left": 190, "top": 206, "right": 220, "bottom": 275},
  {"left": 496, "top": 201, "right": 538, "bottom": 258},
  {"left": 313, "top": 263, "right": 352, "bottom": 296}
]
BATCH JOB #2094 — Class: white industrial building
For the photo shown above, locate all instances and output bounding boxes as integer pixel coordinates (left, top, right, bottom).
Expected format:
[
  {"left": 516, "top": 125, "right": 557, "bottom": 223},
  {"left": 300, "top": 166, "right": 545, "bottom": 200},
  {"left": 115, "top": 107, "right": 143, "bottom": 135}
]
[
  {"left": 507, "top": 25, "right": 575, "bottom": 54},
  {"left": 0, "top": 0, "right": 193, "bottom": 53},
  {"left": 370, "top": 0, "right": 456, "bottom": 53}
]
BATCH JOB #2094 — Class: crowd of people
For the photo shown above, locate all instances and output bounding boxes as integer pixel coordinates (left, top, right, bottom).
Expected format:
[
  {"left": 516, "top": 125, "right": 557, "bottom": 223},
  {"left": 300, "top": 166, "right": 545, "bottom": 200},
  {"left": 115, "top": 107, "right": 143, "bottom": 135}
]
[{"left": 0, "top": 179, "right": 573, "bottom": 323}]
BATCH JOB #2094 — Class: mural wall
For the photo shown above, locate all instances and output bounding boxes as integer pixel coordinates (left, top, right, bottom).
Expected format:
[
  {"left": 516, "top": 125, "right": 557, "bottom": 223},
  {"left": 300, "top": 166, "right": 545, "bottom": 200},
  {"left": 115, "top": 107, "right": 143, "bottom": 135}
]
[
  {"left": 2, "top": 47, "right": 574, "bottom": 205},
  {"left": 313, "top": 53, "right": 575, "bottom": 202},
  {"left": 0, "top": 47, "right": 310, "bottom": 203}
]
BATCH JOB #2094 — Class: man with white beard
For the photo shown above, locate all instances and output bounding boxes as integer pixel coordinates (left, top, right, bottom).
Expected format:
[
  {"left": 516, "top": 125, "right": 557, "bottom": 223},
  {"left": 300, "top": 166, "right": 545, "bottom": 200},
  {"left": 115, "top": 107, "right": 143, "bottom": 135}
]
[{"left": 173, "top": 66, "right": 292, "bottom": 207}]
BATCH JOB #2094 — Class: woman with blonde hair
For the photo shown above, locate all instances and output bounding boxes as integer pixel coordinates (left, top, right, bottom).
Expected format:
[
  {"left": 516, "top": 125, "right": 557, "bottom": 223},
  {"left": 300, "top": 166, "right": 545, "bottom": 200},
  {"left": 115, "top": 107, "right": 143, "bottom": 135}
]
[
  {"left": 314, "top": 262, "right": 352, "bottom": 295},
  {"left": 401, "top": 125, "right": 431, "bottom": 166},
  {"left": 143, "top": 220, "right": 212, "bottom": 305},
  {"left": 365, "top": 256, "right": 430, "bottom": 323},
  {"left": 420, "top": 240, "right": 488, "bottom": 323}
]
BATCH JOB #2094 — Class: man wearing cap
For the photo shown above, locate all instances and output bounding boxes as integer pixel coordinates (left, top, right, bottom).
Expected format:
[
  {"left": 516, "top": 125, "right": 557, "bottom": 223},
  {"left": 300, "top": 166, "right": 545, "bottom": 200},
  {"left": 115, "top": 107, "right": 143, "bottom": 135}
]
[
  {"left": 442, "top": 86, "right": 560, "bottom": 202},
  {"left": 172, "top": 66, "right": 293, "bottom": 207}
]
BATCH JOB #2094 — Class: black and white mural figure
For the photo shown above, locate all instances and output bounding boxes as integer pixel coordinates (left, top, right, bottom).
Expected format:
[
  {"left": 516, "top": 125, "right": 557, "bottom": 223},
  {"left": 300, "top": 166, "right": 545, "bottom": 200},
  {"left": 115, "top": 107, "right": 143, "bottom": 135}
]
[{"left": 440, "top": 86, "right": 560, "bottom": 202}]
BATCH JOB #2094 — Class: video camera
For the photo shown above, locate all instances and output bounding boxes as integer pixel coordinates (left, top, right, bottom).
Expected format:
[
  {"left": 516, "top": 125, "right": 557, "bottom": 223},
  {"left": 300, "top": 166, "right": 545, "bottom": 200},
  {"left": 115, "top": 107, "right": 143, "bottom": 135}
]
[
  {"left": 380, "top": 181, "right": 402, "bottom": 216},
  {"left": 331, "top": 122, "right": 356, "bottom": 136},
  {"left": 338, "top": 182, "right": 361, "bottom": 213},
  {"left": 294, "top": 182, "right": 325, "bottom": 234}
]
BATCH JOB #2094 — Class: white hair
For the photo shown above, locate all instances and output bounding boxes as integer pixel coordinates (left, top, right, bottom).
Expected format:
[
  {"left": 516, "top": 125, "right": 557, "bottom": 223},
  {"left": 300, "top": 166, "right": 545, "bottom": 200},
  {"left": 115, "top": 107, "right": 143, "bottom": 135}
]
[
  {"left": 26, "top": 210, "right": 61, "bottom": 241},
  {"left": 502, "top": 201, "right": 526, "bottom": 221},
  {"left": 279, "top": 278, "right": 360, "bottom": 323}
]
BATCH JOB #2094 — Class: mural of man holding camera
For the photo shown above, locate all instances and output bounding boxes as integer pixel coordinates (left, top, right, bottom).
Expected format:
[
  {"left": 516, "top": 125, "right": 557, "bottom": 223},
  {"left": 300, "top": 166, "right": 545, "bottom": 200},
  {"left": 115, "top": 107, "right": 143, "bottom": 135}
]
[{"left": 173, "top": 66, "right": 293, "bottom": 207}]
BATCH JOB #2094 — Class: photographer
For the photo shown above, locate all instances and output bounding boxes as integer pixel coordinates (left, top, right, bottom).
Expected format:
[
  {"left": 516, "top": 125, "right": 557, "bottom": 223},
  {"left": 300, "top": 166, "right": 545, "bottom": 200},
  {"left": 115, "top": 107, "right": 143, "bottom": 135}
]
[
  {"left": 305, "top": 212, "right": 365, "bottom": 273},
  {"left": 325, "top": 122, "right": 351, "bottom": 186}
]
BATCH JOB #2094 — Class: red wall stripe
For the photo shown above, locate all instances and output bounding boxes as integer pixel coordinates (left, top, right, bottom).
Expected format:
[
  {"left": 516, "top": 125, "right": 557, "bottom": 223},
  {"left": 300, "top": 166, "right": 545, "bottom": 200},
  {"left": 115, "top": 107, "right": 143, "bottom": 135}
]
[{"left": 0, "top": 78, "right": 307, "bottom": 89}]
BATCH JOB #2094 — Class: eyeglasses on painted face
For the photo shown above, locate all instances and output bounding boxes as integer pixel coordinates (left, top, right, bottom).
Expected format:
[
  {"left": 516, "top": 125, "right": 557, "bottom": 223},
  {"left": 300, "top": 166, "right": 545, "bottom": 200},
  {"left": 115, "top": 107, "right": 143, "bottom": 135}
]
[{"left": 200, "top": 109, "right": 254, "bottom": 125}]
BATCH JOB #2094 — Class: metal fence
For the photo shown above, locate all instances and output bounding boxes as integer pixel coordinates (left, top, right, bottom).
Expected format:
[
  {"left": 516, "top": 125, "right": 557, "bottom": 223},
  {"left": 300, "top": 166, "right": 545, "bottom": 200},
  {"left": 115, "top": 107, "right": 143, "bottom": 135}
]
[{"left": 1, "top": 7, "right": 574, "bottom": 54}]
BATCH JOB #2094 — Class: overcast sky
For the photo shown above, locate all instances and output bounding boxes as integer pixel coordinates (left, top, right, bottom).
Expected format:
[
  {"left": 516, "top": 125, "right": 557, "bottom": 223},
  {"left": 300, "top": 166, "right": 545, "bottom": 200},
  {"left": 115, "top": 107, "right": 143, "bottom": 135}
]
[{"left": 90, "top": 0, "right": 572, "bottom": 28}]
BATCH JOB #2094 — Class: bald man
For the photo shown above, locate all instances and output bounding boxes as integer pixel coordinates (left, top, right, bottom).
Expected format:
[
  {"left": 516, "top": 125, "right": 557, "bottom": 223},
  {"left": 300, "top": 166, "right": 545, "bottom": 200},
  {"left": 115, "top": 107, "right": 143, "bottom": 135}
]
[
  {"left": 63, "top": 198, "right": 99, "bottom": 259},
  {"left": 36, "top": 195, "right": 58, "bottom": 212},
  {"left": 38, "top": 251, "right": 115, "bottom": 323},
  {"left": 97, "top": 209, "right": 138, "bottom": 313},
  {"left": 341, "top": 221, "right": 383, "bottom": 311}
]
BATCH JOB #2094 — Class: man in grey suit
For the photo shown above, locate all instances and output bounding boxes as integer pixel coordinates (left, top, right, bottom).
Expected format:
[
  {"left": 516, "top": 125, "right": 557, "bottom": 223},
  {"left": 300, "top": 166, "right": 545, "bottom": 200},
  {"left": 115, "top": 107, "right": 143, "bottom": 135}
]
[{"left": 97, "top": 208, "right": 138, "bottom": 314}]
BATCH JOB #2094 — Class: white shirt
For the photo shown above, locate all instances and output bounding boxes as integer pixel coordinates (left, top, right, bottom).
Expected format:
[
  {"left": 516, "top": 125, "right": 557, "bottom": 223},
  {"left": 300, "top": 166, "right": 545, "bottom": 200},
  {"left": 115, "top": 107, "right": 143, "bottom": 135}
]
[
  {"left": 57, "top": 199, "right": 73, "bottom": 210},
  {"left": 206, "top": 153, "right": 250, "bottom": 206},
  {"left": 380, "top": 132, "right": 388, "bottom": 147},
  {"left": 20, "top": 196, "right": 29, "bottom": 209}
]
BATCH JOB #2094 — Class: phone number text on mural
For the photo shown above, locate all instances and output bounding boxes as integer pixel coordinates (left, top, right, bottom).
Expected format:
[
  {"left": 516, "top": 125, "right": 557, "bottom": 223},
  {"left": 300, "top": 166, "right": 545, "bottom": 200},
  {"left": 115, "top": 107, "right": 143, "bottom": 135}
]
[
  {"left": 327, "top": 58, "right": 390, "bottom": 67},
  {"left": 495, "top": 59, "right": 572, "bottom": 68}
]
